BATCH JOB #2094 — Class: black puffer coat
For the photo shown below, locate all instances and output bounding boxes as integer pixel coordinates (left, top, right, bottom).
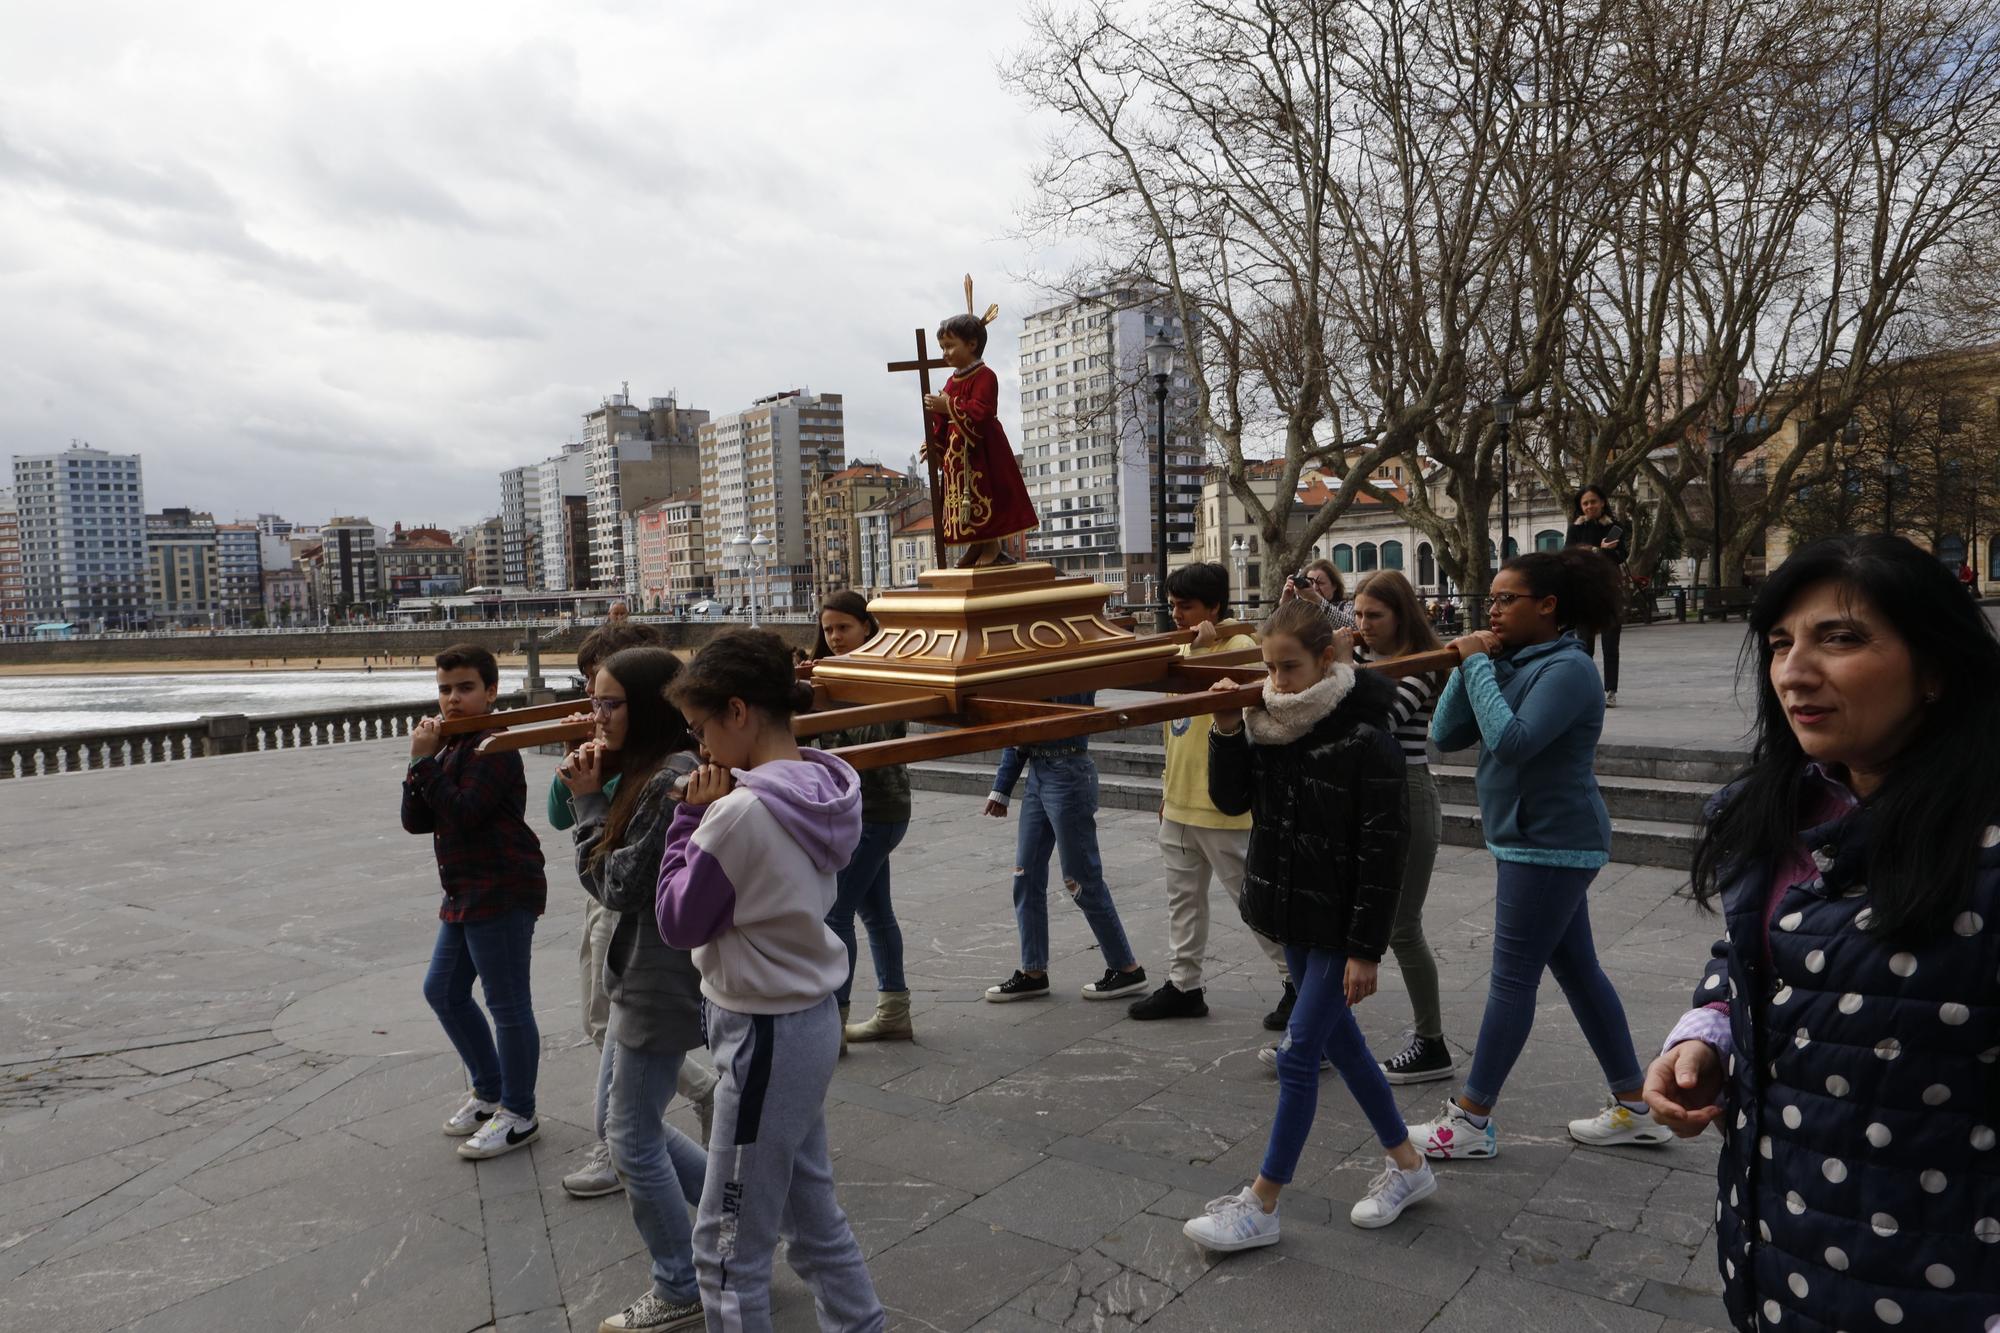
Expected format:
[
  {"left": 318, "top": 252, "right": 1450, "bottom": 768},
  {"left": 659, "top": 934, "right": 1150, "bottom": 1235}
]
[
  {"left": 1693, "top": 786, "right": 2000, "bottom": 1333},
  {"left": 1208, "top": 665, "right": 1409, "bottom": 960}
]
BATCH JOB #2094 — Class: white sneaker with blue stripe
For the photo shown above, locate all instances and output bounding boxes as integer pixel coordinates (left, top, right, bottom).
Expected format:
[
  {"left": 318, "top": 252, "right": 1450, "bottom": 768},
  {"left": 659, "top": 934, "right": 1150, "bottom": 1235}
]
[
  {"left": 1182, "top": 1185, "right": 1281, "bottom": 1252},
  {"left": 1348, "top": 1157, "right": 1438, "bottom": 1228}
]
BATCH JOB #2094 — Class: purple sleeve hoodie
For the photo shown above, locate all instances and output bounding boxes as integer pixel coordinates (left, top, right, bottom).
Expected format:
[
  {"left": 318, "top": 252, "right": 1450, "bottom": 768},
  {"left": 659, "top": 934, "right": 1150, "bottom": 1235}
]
[{"left": 656, "top": 747, "right": 863, "bottom": 1015}]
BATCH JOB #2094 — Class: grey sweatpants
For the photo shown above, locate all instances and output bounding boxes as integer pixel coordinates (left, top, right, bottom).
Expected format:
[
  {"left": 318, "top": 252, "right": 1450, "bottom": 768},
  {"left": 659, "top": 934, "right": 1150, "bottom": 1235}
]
[{"left": 694, "top": 996, "right": 882, "bottom": 1333}]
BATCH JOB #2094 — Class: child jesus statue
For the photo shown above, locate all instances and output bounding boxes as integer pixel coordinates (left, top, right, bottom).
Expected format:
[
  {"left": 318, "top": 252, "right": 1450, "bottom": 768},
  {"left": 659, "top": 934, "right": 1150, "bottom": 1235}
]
[{"left": 922, "top": 307, "right": 1038, "bottom": 568}]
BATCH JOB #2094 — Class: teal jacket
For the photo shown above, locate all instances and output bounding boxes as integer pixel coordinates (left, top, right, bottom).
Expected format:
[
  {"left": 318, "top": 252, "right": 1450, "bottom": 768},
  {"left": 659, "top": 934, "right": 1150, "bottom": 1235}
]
[{"left": 1430, "top": 633, "right": 1610, "bottom": 867}]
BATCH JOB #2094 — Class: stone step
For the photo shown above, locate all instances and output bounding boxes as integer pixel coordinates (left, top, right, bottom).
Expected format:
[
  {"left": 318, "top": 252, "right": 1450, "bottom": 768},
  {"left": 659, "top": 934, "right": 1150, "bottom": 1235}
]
[{"left": 908, "top": 759, "right": 1700, "bottom": 870}]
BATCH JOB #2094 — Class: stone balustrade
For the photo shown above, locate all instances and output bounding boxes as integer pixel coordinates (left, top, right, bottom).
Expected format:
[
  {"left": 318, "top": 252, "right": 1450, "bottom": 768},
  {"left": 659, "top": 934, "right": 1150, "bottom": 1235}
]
[{"left": 0, "top": 691, "right": 572, "bottom": 780}]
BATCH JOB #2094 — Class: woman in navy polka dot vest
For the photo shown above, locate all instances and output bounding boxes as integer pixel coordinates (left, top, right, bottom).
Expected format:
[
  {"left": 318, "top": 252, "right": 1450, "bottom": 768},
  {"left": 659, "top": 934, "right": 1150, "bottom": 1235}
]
[{"left": 1644, "top": 535, "right": 1999, "bottom": 1333}]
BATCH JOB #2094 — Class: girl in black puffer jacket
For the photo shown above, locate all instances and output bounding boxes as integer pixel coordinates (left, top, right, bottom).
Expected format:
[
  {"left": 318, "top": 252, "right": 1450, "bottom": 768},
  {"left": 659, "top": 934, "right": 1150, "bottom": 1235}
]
[
  {"left": 1645, "top": 536, "right": 2000, "bottom": 1333},
  {"left": 1182, "top": 600, "right": 1437, "bottom": 1256}
]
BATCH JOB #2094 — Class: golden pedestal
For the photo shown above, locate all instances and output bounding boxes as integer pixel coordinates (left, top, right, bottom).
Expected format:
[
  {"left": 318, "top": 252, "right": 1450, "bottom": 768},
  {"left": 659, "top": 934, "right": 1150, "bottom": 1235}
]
[{"left": 811, "top": 563, "right": 1183, "bottom": 709}]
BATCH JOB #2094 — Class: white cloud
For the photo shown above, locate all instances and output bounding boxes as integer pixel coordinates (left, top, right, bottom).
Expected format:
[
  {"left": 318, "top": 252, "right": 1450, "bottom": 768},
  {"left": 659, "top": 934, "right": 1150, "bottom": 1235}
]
[{"left": 0, "top": 0, "right": 1068, "bottom": 524}]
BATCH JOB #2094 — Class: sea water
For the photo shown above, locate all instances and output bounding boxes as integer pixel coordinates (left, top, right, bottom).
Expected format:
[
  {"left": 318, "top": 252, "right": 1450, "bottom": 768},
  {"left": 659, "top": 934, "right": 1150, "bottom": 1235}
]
[{"left": 0, "top": 669, "right": 535, "bottom": 739}]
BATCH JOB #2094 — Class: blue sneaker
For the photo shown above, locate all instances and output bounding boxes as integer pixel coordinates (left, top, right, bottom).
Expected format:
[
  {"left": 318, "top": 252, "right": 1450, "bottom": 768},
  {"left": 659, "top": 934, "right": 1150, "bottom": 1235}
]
[
  {"left": 1411, "top": 1099, "right": 1498, "bottom": 1160},
  {"left": 1182, "top": 1186, "right": 1281, "bottom": 1253}
]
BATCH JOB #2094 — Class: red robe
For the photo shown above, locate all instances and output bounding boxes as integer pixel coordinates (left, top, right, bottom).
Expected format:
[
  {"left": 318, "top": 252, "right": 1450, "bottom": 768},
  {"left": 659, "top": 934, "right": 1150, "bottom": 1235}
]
[{"left": 926, "top": 363, "right": 1038, "bottom": 545}]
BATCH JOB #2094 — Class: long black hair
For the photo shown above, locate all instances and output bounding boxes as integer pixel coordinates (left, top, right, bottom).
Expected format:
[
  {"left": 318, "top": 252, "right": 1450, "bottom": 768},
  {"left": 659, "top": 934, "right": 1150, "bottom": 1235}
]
[
  {"left": 812, "top": 590, "right": 878, "bottom": 660},
  {"left": 590, "top": 646, "right": 691, "bottom": 871},
  {"left": 1571, "top": 482, "right": 1617, "bottom": 522},
  {"left": 1500, "top": 547, "right": 1622, "bottom": 634},
  {"left": 1691, "top": 534, "right": 2000, "bottom": 939}
]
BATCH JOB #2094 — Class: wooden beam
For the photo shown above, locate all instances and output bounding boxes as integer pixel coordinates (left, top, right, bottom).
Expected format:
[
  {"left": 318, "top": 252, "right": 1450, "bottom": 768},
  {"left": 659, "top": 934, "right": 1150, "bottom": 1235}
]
[
  {"left": 438, "top": 699, "right": 585, "bottom": 737},
  {"left": 963, "top": 697, "right": 1099, "bottom": 725},
  {"left": 478, "top": 718, "right": 595, "bottom": 754},
  {"left": 793, "top": 695, "right": 953, "bottom": 738}
]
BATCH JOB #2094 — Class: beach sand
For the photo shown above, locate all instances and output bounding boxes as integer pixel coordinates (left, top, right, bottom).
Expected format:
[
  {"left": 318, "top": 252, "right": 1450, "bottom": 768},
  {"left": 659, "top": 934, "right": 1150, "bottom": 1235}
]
[{"left": 0, "top": 655, "right": 536, "bottom": 678}]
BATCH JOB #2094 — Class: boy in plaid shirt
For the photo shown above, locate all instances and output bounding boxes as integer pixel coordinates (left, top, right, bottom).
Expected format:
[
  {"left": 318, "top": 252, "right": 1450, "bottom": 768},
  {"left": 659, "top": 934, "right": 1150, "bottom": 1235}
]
[{"left": 402, "top": 644, "right": 548, "bottom": 1161}]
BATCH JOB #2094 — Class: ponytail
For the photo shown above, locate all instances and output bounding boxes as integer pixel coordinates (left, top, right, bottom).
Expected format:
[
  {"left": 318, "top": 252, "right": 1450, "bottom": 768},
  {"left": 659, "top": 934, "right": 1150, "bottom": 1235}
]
[{"left": 1501, "top": 548, "right": 1622, "bottom": 634}]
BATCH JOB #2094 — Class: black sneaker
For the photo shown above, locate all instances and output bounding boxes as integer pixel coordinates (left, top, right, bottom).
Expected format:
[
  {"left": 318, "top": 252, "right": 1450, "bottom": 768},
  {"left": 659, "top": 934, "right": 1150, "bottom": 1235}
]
[
  {"left": 985, "top": 970, "right": 1051, "bottom": 1003},
  {"left": 1128, "top": 980, "right": 1209, "bottom": 1021},
  {"left": 1380, "top": 1034, "right": 1457, "bottom": 1085},
  {"left": 1262, "top": 981, "right": 1297, "bottom": 1032},
  {"left": 1082, "top": 965, "right": 1149, "bottom": 1001}
]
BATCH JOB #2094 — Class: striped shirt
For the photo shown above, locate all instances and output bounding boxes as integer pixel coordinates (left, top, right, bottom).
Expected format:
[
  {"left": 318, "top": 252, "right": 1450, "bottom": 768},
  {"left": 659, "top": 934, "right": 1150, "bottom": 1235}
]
[{"left": 1356, "top": 645, "right": 1443, "bottom": 765}]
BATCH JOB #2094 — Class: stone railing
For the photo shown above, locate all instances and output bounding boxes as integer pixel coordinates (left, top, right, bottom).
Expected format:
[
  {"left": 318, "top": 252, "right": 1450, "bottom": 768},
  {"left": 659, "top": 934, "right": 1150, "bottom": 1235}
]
[{"left": 0, "top": 690, "right": 573, "bottom": 780}]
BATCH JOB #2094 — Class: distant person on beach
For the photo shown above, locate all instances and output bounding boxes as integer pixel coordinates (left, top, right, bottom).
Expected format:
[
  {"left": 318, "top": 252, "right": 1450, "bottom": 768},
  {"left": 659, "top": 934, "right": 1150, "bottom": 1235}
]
[{"left": 401, "top": 643, "right": 548, "bottom": 1163}]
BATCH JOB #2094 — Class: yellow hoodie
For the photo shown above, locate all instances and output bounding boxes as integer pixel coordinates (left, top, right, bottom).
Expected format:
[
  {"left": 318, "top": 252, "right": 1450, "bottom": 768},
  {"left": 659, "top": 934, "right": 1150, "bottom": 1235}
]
[{"left": 1161, "top": 625, "right": 1259, "bottom": 829}]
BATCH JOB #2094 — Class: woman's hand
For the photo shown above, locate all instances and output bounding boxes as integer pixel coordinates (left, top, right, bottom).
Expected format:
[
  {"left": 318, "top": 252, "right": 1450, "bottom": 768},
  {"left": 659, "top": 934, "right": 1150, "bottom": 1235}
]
[
  {"left": 1332, "top": 628, "right": 1356, "bottom": 665},
  {"left": 557, "top": 741, "right": 605, "bottom": 795},
  {"left": 1344, "top": 959, "right": 1379, "bottom": 1007},
  {"left": 1642, "top": 1043, "right": 1726, "bottom": 1138},
  {"left": 1208, "top": 678, "right": 1245, "bottom": 734},
  {"left": 1601, "top": 536, "right": 1621, "bottom": 550},
  {"left": 1449, "top": 631, "right": 1501, "bottom": 660},
  {"left": 681, "top": 763, "right": 735, "bottom": 806}
]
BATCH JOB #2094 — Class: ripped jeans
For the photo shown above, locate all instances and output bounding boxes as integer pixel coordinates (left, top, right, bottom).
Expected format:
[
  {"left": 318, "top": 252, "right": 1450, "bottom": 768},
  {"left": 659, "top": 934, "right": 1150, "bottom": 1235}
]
[{"left": 1010, "top": 752, "right": 1137, "bottom": 974}]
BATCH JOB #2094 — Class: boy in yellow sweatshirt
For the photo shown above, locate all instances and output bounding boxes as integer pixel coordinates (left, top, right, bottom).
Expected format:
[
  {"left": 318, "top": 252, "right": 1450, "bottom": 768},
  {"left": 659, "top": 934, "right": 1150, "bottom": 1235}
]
[{"left": 1128, "top": 562, "right": 1294, "bottom": 1026}]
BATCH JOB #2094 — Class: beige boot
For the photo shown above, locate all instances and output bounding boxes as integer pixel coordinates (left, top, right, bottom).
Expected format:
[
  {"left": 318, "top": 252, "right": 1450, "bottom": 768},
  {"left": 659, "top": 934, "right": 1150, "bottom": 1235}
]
[
  {"left": 844, "top": 991, "right": 914, "bottom": 1043},
  {"left": 838, "top": 1003, "right": 849, "bottom": 1057}
]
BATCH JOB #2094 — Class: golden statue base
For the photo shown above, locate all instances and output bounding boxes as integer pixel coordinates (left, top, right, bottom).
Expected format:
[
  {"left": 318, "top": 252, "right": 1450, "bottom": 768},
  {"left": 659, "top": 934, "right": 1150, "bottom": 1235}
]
[{"left": 811, "top": 563, "right": 1184, "bottom": 709}]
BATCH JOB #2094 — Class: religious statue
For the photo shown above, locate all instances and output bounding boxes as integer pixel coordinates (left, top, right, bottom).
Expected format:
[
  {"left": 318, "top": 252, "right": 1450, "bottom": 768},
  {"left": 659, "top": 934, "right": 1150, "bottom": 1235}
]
[{"left": 919, "top": 279, "right": 1038, "bottom": 568}]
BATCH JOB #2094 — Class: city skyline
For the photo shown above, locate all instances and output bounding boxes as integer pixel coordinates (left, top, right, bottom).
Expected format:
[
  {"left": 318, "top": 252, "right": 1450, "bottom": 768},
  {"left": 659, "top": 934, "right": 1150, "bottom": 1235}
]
[{"left": 0, "top": 2, "right": 1065, "bottom": 528}]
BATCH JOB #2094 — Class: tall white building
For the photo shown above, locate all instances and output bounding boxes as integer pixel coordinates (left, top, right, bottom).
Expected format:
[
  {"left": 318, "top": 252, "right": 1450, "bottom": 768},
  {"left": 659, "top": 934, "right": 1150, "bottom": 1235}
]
[
  {"left": 582, "top": 388, "right": 707, "bottom": 596},
  {"left": 697, "top": 390, "right": 845, "bottom": 615},
  {"left": 534, "top": 444, "right": 592, "bottom": 592},
  {"left": 10, "top": 443, "right": 149, "bottom": 629},
  {"left": 499, "top": 464, "right": 540, "bottom": 588},
  {"left": 1016, "top": 290, "right": 1199, "bottom": 595}
]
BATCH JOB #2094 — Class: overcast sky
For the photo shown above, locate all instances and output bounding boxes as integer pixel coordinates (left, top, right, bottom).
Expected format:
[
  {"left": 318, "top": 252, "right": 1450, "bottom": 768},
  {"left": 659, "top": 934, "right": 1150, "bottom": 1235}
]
[{"left": 0, "top": 0, "right": 1070, "bottom": 527}]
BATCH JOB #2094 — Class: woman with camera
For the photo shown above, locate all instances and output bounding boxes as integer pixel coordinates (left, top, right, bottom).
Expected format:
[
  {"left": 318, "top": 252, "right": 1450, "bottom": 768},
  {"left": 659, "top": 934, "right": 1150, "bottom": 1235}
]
[{"left": 1279, "top": 557, "right": 1356, "bottom": 630}]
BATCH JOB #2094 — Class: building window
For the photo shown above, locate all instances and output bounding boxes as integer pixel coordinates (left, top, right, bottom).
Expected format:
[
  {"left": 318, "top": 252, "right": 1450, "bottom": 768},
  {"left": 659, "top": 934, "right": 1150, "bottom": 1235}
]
[
  {"left": 1534, "top": 528, "right": 1564, "bottom": 552},
  {"left": 1331, "top": 544, "right": 1353, "bottom": 573},
  {"left": 1381, "top": 540, "right": 1404, "bottom": 571},
  {"left": 1356, "top": 542, "right": 1378, "bottom": 572},
  {"left": 1937, "top": 534, "right": 1967, "bottom": 566}
]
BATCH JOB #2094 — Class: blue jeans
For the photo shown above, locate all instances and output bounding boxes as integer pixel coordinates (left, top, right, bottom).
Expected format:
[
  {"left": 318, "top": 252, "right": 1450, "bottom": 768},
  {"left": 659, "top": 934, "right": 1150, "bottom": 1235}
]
[
  {"left": 422, "top": 910, "right": 539, "bottom": 1120},
  {"left": 1261, "top": 946, "right": 1408, "bottom": 1184},
  {"left": 593, "top": 1035, "right": 615, "bottom": 1141},
  {"left": 828, "top": 819, "right": 909, "bottom": 1006},
  {"left": 1462, "top": 862, "right": 1644, "bottom": 1108},
  {"left": 1012, "top": 753, "right": 1136, "bottom": 973},
  {"left": 605, "top": 1042, "right": 708, "bottom": 1305}
]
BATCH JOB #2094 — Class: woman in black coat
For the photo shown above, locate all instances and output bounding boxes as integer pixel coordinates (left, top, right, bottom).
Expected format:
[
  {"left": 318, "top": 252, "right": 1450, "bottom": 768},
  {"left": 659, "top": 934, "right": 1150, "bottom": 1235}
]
[
  {"left": 1644, "top": 535, "right": 2000, "bottom": 1333},
  {"left": 1566, "top": 484, "right": 1628, "bottom": 705},
  {"left": 1182, "top": 600, "right": 1435, "bottom": 1255}
]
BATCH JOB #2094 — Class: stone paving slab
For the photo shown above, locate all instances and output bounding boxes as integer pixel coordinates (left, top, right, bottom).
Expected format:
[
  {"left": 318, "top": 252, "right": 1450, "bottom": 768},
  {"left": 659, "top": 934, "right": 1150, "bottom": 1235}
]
[{"left": 0, "top": 740, "right": 1732, "bottom": 1331}]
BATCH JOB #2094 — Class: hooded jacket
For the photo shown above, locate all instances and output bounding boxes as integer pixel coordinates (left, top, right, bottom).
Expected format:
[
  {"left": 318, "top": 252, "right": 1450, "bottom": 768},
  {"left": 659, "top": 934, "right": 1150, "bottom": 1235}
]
[
  {"left": 654, "top": 747, "right": 863, "bottom": 1015},
  {"left": 1208, "top": 664, "right": 1410, "bottom": 959},
  {"left": 1430, "top": 633, "right": 1611, "bottom": 866}
]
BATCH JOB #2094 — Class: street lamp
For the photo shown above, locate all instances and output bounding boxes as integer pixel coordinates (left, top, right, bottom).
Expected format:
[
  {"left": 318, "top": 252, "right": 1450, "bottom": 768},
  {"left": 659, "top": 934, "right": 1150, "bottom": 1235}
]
[
  {"left": 1492, "top": 393, "right": 1517, "bottom": 576},
  {"left": 1230, "top": 533, "right": 1250, "bottom": 615},
  {"left": 1147, "top": 330, "right": 1178, "bottom": 632},
  {"left": 1707, "top": 424, "right": 1729, "bottom": 596},
  {"left": 729, "top": 528, "right": 754, "bottom": 626},
  {"left": 750, "top": 529, "right": 773, "bottom": 625}
]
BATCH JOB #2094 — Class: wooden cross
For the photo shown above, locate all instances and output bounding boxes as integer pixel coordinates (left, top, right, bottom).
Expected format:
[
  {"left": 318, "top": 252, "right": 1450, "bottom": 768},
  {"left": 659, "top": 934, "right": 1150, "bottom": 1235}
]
[{"left": 886, "top": 328, "right": 951, "bottom": 571}]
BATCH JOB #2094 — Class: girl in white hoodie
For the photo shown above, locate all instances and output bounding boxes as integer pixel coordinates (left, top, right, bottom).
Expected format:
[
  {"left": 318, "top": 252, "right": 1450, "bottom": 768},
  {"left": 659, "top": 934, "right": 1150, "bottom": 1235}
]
[{"left": 656, "top": 630, "right": 883, "bottom": 1333}]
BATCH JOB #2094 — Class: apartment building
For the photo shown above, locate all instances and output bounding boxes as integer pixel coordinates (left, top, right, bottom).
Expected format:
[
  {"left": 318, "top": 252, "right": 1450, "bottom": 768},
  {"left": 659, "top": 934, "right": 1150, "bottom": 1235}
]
[
  {"left": 697, "top": 390, "right": 844, "bottom": 614},
  {"left": 10, "top": 443, "right": 149, "bottom": 629}
]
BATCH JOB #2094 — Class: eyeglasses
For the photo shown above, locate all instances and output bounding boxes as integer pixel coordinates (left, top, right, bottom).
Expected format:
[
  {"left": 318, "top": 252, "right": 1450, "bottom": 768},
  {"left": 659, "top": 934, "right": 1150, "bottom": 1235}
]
[
  {"left": 1485, "top": 592, "right": 1532, "bottom": 609},
  {"left": 590, "top": 697, "right": 626, "bottom": 715},
  {"left": 682, "top": 711, "right": 712, "bottom": 742}
]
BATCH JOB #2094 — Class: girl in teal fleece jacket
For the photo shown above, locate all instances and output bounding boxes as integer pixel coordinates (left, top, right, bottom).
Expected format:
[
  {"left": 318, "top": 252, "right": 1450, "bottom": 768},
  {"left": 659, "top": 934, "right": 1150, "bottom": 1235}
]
[{"left": 1409, "top": 549, "right": 1666, "bottom": 1164}]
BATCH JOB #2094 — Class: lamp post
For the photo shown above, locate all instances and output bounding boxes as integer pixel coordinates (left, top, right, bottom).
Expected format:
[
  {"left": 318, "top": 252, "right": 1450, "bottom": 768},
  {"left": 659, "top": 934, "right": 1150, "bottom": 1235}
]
[
  {"left": 1707, "top": 424, "right": 1729, "bottom": 595},
  {"left": 1230, "top": 533, "right": 1249, "bottom": 615},
  {"left": 1493, "top": 392, "right": 1517, "bottom": 574},
  {"left": 1147, "top": 331, "right": 1178, "bottom": 632},
  {"left": 729, "top": 528, "right": 754, "bottom": 626},
  {"left": 750, "top": 529, "right": 772, "bottom": 625}
]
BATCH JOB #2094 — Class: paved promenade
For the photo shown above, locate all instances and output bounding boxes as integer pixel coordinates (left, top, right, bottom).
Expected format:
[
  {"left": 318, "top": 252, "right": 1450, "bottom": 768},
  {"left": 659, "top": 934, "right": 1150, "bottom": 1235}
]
[{"left": 0, "top": 724, "right": 1733, "bottom": 1333}]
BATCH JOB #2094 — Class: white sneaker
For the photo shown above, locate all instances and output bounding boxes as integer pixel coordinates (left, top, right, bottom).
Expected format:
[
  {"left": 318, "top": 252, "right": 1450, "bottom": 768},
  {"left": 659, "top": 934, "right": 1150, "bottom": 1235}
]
[
  {"left": 563, "top": 1140, "right": 623, "bottom": 1198},
  {"left": 1568, "top": 1098, "right": 1673, "bottom": 1147},
  {"left": 1410, "top": 1099, "right": 1499, "bottom": 1160},
  {"left": 1182, "top": 1186, "right": 1281, "bottom": 1253},
  {"left": 442, "top": 1095, "right": 499, "bottom": 1137},
  {"left": 457, "top": 1107, "right": 539, "bottom": 1160},
  {"left": 1256, "top": 1044, "right": 1332, "bottom": 1073},
  {"left": 1349, "top": 1157, "right": 1437, "bottom": 1229}
]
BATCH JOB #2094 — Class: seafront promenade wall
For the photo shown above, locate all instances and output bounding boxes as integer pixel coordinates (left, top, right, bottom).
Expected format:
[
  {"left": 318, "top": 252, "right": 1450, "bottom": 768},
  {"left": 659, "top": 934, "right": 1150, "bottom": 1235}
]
[{"left": 0, "top": 620, "right": 815, "bottom": 668}]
